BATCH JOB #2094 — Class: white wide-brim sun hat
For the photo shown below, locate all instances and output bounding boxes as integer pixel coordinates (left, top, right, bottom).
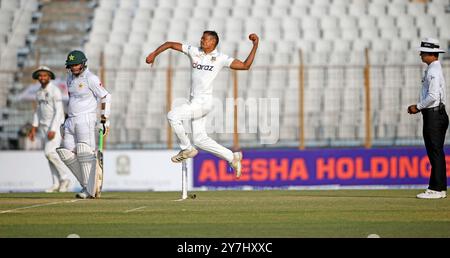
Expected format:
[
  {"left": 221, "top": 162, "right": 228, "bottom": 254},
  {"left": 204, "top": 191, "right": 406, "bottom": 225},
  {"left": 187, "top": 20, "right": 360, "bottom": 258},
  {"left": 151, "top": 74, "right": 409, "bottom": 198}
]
[
  {"left": 418, "top": 37, "right": 446, "bottom": 53},
  {"left": 32, "top": 65, "right": 55, "bottom": 80}
]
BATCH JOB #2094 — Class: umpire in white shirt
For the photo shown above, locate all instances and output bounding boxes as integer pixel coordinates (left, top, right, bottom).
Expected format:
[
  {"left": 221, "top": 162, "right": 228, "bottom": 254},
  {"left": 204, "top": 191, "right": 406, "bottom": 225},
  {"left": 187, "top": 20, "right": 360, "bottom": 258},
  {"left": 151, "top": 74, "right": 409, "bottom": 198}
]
[{"left": 408, "top": 38, "right": 448, "bottom": 199}]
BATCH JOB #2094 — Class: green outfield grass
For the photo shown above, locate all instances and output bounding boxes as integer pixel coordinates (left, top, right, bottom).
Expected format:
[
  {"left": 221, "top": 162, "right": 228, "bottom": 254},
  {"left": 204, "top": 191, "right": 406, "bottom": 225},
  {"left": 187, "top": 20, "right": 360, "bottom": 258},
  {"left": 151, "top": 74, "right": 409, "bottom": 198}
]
[{"left": 0, "top": 190, "right": 449, "bottom": 238}]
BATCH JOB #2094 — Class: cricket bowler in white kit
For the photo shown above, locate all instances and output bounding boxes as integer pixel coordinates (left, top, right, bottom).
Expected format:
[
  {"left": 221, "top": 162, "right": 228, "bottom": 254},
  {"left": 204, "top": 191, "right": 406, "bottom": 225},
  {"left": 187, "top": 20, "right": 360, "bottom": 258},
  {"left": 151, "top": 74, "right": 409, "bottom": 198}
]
[
  {"left": 146, "top": 31, "right": 259, "bottom": 178},
  {"left": 28, "top": 66, "right": 71, "bottom": 193},
  {"left": 56, "top": 50, "right": 111, "bottom": 199}
]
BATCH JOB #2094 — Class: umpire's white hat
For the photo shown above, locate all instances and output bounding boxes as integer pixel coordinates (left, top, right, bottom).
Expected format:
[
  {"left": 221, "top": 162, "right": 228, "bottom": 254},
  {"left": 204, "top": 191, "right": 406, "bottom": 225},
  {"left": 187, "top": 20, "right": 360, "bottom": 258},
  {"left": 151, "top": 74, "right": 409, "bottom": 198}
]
[{"left": 418, "top": 38, "right": 446, "bottom": 53}]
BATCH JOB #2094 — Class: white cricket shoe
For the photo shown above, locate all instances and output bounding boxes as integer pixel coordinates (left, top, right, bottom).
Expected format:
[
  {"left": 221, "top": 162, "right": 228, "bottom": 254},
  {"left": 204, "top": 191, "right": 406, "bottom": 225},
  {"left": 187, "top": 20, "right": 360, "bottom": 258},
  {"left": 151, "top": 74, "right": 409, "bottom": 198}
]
[
  {"left": 75, "top": 187, "right": 91, "bottom": 199},
  {"left": 230, "top": 152, "right": 243, "bottom": 179},
  {"left": 45, "top": 184, "right": 59, "bottom": 193},
  {"left": 416, "top": 189, "right": 447, "bottom": 199},
  {"left": 58, "top": 179, "right": 71, "bottom": 193},
  {"left": 171, "top": 147, "right": 198, "bottom": 163}
]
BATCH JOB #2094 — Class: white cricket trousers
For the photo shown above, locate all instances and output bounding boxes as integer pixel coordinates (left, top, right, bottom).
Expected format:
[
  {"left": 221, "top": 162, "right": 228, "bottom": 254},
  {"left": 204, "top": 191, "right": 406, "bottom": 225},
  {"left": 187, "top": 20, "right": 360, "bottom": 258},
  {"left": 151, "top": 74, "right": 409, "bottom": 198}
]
[
  {"left": 63, "top": 113, "right": 97, "bottom": 152},
  {"left": 39, "top": 125, "right": 69, "bottom": 184},
  {"left": 167, "top": 96, "right": 234, "bottom": 162}
]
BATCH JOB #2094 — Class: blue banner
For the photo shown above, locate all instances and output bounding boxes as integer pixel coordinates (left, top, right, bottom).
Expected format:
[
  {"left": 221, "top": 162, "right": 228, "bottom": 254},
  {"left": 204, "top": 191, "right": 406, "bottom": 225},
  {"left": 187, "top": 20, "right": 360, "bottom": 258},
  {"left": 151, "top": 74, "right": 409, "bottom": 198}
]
[{"left": 193, "top": 147, "right": 450, "bottom": 188}]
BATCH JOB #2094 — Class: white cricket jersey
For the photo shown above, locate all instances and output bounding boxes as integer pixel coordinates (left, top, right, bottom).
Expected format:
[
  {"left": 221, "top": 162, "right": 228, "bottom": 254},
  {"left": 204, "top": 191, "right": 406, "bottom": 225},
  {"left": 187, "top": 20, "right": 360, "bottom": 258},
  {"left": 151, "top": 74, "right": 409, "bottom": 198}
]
[
  {"left": 417, "top": 60, "right": 447, "bottom": 110},
  {"left": 66, "top": 68, "right": 109, "bottom": 117},
  {"left": 32, "top": 82, "right": 65, "bottom": 132},
  {"left": 182, "top": 44, "right": 234, "bottom": 98}
]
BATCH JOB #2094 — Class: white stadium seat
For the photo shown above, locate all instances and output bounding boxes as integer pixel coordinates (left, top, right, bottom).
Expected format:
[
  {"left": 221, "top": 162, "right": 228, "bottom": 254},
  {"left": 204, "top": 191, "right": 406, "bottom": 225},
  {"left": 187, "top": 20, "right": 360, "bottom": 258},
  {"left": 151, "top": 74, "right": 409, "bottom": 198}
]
[
  {"left": 273, "top": 0, "right": 292, "bottom": 8},
  {"left": 358, "top": 16, "right": 377, "bottom": 29},
  {"left": 158, "top": 0, "right": 177, "bottom": 8},
  {"left": 176, "top": 0, "right": 195, "bottom": 8},
  {"left": 333, "top": 39, "right": 352, "bottom": 52},
  {"left": 192, "top": 7, "right": 211, "bottom": 18},
  {"left": 173, "top": 8, "right": 192, "bottom": 20},
  {"left": 387, "top": 3, "right": 406, "bottom": 16},
  {"left": 216, "top": 0, "right": 234, "bottom": 8},
  {"left": 231, "top": 7, "right": 249, "bottom": 18},
  {"left": 252, "top": 6, "right": 270, "bottom": 18},
  {"left": 380, "top": 27, "right": 399, "bottom": 40},
  {"left": 153, "top": 7, "right": 173, "bottom": 20},
  {"left": 0, "top": 0, "right": 438, "bottom": 147},
  {"left": 289, "top": 4, "right": 309, "bottom": 17},
  {"left": 321, "top": 16, "right": 339, "bottom": 30},
  {"left": 322, "top": 28, "right": 341, "bottom": 40},
  {"left": 271, "top": 6, "right": 289, "bottom": 18},
  {"left": 415, "top": 15, "right": 435, "bottom": 30},
  {"left": 137, "top": 0, "right": 156, "bottom": 9},
  {"left": 348, "top": 3, "right": 367, "bottom": 16},
  {"left": 368, "top": 4, "right": 386, "bottom": 17},
  {"left": 119, "top": 0, "right": 138, "bottom": 10},
  {"left": 328, "top": 4, "right": 347, "bottom": 16},
  {"left": 313, "top": 0, "right": 331, "bottom": 6},
  {"left": 396, "top": 15, "right": 415, "bottom": 29},
  {"left": 435, "top": 15, "right": 450, "bottom": 29},
  {"left": 309, "top": 5, "right": 329, "bottom": 17},
  {"left": 0, "top": 0, "right": 19, "bottom": 10},
  {"left": 390, "top": 39, "right": 409, "bottom": 52},
  {"left": 377, "top": 16, "right": 396, "bottom": 29},
  {"left": 360, "top": 28, "right": 379, "bottom": 40}
]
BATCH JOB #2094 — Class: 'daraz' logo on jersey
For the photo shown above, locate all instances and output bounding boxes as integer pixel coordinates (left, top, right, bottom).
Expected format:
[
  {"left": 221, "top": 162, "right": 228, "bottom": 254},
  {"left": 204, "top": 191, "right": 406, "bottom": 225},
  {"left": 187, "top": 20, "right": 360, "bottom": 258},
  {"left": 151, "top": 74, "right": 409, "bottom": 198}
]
[{"left": 192, "top": 62, "right": 214, "bottom": 71}]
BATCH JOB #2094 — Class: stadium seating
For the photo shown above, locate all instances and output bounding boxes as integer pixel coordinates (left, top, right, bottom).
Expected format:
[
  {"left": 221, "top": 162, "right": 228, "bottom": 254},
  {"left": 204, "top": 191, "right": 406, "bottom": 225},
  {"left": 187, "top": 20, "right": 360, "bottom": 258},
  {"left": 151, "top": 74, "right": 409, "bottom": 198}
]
[
  {"left": 1, "top": 0, "right": 450, "bottom": 149},
  {"left": 0, "top": 0, "right": 39, "bottom": 109}
]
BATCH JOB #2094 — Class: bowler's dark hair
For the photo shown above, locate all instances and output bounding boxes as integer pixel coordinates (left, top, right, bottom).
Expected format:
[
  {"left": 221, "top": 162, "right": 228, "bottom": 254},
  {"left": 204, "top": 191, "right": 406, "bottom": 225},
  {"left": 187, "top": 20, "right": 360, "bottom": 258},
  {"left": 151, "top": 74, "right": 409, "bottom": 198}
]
[{"left": 203, "top": 31, "right": 219, "bottom": 47}]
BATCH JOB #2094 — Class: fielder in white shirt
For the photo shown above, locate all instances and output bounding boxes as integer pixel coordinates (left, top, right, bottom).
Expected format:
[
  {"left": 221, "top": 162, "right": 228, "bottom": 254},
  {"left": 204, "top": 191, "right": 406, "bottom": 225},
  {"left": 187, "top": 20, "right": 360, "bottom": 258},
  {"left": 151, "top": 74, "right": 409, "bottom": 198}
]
[
  {"left": 56, "top": 50, "right": 112, "bottom": 199},
  {"left": 146, "top": 31, "right": 259, "bottom": 178},
  {"left": 28, "top": 66, "right": 71, "bottom": 193}
]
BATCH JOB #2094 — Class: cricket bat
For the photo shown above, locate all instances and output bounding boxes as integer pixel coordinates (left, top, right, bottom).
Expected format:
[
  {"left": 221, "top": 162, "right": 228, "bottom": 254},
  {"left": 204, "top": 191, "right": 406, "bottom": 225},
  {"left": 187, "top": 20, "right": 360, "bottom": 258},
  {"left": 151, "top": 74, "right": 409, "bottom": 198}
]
[{"left": 95, "top": 123, "right": 106, "bottom": 198}]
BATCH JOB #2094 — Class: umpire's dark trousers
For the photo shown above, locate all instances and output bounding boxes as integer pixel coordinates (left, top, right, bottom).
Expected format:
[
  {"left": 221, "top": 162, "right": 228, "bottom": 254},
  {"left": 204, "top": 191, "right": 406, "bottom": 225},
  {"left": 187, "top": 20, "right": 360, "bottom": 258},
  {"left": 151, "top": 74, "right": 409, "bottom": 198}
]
[{"left": 422, "top": 106, "right": 449, "bottom": 191}]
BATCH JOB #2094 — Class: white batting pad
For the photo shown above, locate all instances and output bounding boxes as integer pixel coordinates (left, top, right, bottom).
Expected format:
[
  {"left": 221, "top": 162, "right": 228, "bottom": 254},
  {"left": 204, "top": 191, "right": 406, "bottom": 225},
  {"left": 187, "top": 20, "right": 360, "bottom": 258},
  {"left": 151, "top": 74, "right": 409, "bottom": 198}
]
[{"left": 76, "top": 143, "right": 96, "bottom": 196}]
